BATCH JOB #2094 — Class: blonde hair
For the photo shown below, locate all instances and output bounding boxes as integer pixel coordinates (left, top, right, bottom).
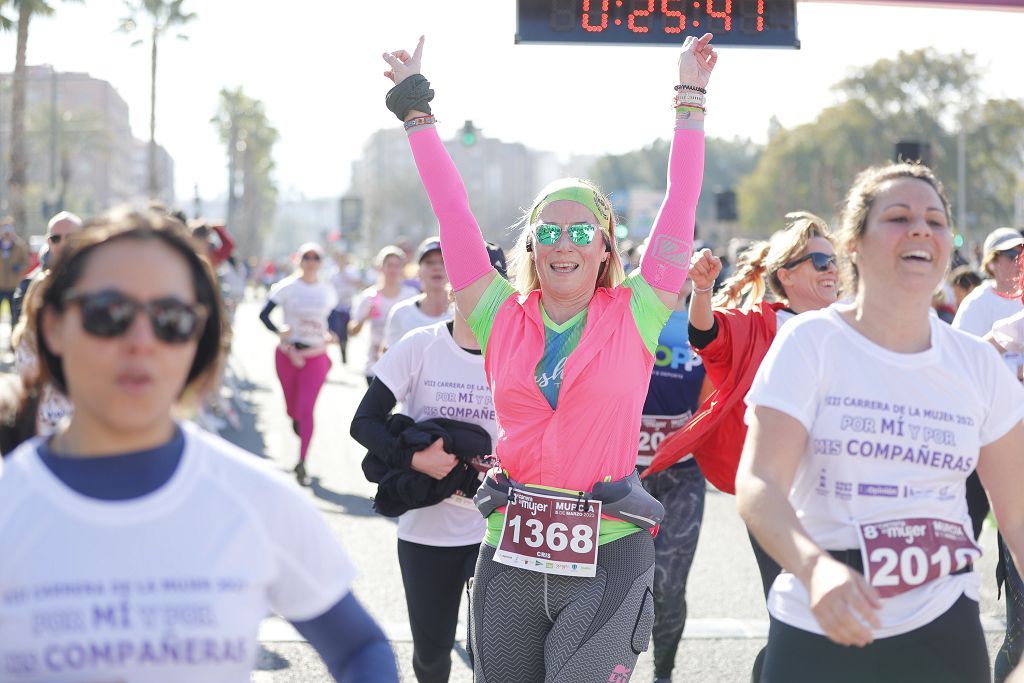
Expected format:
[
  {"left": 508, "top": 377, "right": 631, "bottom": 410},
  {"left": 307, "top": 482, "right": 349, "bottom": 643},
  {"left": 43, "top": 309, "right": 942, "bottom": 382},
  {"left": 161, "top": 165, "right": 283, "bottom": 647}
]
[
  {"left": 507, "top": 182, "right": 626, "bottom": 294},
  {"left": 713, "top": 211, "right": 833, "bottom": 309}
]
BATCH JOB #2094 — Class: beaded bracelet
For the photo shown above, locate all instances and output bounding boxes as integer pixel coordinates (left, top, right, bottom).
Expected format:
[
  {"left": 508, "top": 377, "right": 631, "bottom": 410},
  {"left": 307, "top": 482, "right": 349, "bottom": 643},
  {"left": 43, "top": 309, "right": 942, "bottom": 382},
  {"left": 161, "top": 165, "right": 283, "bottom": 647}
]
[
  {"left": 674, "top": 84, "right": 707, "bottom": 94},
  {"left": 692, "top": 282, "right": 714, "bottom": 293},
  {"left": 404, "top": 115, "right": 437, "bottom": 130},
  {"left": 673, "top": 95, "right": 706, "bottom": 110},
  {"left": 674, "top": 91, "right": 706, "bottom": 106}
]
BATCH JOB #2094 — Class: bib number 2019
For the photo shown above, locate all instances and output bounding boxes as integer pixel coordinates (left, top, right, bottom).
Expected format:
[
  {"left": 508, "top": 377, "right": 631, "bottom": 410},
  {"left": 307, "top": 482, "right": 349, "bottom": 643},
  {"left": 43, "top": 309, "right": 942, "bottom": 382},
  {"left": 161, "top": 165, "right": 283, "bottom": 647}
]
[{"left": 858, "top": 517, "right": 980, "bottom": 598}]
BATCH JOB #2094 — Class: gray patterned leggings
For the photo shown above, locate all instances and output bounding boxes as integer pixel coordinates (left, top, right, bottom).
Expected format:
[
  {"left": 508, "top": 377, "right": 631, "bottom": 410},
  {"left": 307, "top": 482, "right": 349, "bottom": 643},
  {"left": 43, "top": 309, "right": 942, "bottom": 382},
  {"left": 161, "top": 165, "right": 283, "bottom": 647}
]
[
  {"left": 641, "top": 460, "right": 706, "bottom": 679},
  {"left": 470, "top": 530, "right": 655, "bottom": 683}
]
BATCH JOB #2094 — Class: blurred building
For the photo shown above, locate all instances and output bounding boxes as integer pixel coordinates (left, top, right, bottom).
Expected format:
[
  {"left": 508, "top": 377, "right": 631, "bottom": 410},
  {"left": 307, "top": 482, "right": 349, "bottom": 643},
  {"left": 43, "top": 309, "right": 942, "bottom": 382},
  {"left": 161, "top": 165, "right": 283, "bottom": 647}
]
[
  {"left": 346, "top": 123, "right": 541, "bottom": 255},
  {"left": 0, "top": 65, "right": 174, "bottom": 234},
  {"left": 133, "top": 139, "right": 176, "bottom": 208}
]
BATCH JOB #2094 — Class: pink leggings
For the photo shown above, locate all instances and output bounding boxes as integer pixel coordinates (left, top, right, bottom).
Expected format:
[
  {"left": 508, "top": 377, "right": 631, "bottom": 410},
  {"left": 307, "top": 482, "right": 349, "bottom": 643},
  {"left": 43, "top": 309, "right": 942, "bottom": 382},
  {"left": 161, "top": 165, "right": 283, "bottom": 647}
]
[{"left": 274, "top": 348, "right": 331, "bottom": 461}]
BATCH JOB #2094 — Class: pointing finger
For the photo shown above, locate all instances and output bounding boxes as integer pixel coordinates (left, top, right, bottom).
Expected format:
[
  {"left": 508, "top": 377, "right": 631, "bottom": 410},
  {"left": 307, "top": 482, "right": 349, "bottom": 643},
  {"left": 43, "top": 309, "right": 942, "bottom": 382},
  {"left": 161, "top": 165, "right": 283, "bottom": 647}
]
[{"left": 413, "top": 34, "right": 426, "bottom": 61}]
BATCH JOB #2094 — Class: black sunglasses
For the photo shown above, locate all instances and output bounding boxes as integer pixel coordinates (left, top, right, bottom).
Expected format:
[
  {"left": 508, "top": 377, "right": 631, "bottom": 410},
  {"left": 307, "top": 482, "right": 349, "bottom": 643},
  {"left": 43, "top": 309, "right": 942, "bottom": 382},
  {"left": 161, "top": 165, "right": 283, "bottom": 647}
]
[
  {"left": 781, "top": 252, "right": 836, "bottom": 272},
  {"left": 48, "top": 234, "right": 64, "bottom": 244},
  {"left": 62, "top": 290, "right": 208, "bottom": 344},
  {"left": 301, "top": 252, "right": 321, "bottom": 261},
  {"left": 999, "top": 249, "right": 1021, "bottom": 261}
]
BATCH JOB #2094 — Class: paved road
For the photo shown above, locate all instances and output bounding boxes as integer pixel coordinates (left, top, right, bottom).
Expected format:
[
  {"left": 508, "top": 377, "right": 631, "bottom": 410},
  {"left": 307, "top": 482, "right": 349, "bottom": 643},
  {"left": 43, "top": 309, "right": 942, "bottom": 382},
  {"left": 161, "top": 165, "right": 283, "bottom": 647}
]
[{"left": 214, "top": 301, "right": 1008, "bottom": 682}]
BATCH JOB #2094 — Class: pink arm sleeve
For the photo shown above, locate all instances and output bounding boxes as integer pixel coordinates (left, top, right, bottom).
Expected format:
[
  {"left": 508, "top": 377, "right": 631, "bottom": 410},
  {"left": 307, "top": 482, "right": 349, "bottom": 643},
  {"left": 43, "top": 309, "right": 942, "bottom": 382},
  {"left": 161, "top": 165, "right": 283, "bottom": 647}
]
[
  {"left": 639, "top": 128, "right": 705, "bottom": 293},
  {"left": 407, "top": 127, "right": 494, "bottom": 291}
]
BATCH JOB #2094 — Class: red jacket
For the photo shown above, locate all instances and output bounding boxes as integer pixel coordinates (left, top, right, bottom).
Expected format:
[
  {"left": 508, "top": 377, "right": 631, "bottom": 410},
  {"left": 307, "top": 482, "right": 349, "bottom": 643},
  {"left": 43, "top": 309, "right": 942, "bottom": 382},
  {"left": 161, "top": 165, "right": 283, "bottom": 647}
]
[{"left": 643, "top": 301, "right": 786, "bottom": 494}]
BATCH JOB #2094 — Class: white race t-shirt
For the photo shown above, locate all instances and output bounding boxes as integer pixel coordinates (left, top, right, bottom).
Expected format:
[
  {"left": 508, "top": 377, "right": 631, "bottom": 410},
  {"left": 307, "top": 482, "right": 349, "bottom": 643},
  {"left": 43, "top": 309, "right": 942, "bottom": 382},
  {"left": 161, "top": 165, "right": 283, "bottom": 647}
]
[
  {"left": 992, "top": 309, "right": 1024, "bottom": 354},
  {"left": 269, "top": 275, "right": 339, "bottom": 347},
  {"left": 372, "top": 322, "right": 493, "bottom": 547},
  {"left": 352, "top": 285, "right": 418, "bottom": 376},
  {"left": 329, "top": 267, "right": 362, "bottom": 310},
  {"left": 953, "top": 280, "right": 1023, "bottom": 338},
  {"left": 383, "top": 296, "right": 453, "bottom": 351},
  {"left": 746, "top": 304, "right": 1024, "bottom": 638},
  {"left": 0, "top": 423, "right": 357, "bottom": 682}
]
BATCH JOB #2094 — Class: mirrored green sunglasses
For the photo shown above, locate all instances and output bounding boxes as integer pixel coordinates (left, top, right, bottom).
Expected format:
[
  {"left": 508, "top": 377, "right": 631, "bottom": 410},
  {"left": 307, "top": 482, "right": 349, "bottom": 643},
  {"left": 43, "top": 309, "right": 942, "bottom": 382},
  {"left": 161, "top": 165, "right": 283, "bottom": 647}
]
[{"left": 533, "top": 223, "right": 598, "bottom": 246}]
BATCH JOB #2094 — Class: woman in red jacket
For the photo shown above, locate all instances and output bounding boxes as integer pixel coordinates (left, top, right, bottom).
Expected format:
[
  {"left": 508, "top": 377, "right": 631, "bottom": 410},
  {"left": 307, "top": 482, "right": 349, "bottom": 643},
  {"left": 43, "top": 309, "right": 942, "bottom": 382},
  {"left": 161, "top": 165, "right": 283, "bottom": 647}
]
[{"left": 647, "top": 212, "right": 837, "bottom": 579}]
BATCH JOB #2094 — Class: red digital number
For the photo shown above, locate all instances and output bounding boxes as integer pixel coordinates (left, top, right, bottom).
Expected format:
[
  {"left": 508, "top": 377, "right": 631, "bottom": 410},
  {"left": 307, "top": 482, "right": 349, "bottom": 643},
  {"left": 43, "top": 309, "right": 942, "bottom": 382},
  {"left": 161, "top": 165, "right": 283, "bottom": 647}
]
[
  {"left": 628, "top": 0, "right": 655, "bottom": 33},
  {"left": 661, "top": 0, "right": 685, "bottom": 33},
  {"left": 706, "top": 0, "right": 732, "bottom": 31},
  {"left": 582, "top": 0, "right": 609, "bottom": 32},
  {"left": 757, "top": 0, "right": 764, "bottom": 31}
]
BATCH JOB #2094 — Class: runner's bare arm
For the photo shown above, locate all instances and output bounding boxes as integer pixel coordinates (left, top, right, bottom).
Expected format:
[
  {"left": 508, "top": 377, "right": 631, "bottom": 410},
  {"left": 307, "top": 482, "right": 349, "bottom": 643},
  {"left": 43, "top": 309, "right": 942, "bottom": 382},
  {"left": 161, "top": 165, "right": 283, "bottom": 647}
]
[
  {"left": 737, "top": 406, "right": 882, "bottom": 647},
  {"left": 688, "top": 249, "right": 721, "bottom": 331},
  {"left": 977, "top": 421, "right": 1024, "bottom": 572}
]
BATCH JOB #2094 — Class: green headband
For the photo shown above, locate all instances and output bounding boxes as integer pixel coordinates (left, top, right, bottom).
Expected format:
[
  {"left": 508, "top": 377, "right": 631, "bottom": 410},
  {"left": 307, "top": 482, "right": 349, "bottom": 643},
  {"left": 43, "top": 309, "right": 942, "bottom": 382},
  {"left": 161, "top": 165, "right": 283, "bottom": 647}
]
[{"left": 529, "top": 180, "right": 613, "bottom": 236}]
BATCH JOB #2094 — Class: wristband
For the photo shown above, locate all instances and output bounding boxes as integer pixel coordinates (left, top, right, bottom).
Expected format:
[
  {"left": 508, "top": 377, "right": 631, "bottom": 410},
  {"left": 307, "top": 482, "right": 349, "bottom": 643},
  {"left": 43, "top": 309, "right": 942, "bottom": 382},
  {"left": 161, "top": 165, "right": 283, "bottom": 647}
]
[
  {"left": 385, "top": 74, "right": 434, "bottom": 122},
  {"left": 692, "top": 283, "right": 714, "bottom": 293},
  {"left": 674, "top": 91, "right": 706, "bottom": 107},
  {"left": 404, "top": 115, "right": 438, "bottom": 130},
  {"left": 674, "top": 84, "right": 707, "bottom": 94}
]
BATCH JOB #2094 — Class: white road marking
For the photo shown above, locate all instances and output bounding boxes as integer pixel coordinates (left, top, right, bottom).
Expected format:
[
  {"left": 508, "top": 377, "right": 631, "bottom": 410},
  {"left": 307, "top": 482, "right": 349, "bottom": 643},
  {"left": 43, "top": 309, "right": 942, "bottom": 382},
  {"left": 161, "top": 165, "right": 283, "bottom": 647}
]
[{"left": 259, "top": 615, "right": 1008, "bottom": 643}]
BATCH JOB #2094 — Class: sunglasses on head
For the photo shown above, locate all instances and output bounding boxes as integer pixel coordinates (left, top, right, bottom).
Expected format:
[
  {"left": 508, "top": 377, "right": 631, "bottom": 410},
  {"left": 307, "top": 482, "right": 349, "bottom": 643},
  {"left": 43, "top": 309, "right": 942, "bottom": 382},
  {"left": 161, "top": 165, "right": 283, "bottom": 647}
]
[
  {"left": 781, "top": 252, "right": 836, "bottom": 272},
  {"left": 62, "top": 289, "right": 208, "bottom": 344},
  {"left": 533, "top": 223, "right": 598, "bottom": 247},
  {"left": 301, "top": 252, "right": 321, "bottom": 261}
]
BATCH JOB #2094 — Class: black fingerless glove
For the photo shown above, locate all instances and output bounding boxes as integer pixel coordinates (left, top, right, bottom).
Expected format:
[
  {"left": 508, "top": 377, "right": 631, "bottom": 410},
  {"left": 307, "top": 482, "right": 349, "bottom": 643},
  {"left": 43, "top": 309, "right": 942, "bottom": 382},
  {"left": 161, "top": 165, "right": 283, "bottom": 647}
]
[{"left": 385, "top": 74, "right": 434, "bottom": 121}]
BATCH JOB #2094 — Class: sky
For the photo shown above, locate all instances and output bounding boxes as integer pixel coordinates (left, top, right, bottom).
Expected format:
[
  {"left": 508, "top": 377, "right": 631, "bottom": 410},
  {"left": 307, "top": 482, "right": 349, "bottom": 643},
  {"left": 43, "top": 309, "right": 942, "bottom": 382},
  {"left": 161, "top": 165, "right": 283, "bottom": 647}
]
[{"left": 2, "top": 0, "right": 1023, "bottom": 206}]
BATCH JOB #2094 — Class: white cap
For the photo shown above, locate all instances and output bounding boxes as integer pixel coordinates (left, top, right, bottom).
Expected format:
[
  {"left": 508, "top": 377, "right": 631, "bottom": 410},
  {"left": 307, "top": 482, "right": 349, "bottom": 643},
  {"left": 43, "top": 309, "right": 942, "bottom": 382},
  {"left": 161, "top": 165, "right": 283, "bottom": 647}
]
[
  {"left": 983, "top": 227, "right": 1024, "bottom": 256},
  {"left": 296, "top": 241, "right": 324, "bottom": 258}
]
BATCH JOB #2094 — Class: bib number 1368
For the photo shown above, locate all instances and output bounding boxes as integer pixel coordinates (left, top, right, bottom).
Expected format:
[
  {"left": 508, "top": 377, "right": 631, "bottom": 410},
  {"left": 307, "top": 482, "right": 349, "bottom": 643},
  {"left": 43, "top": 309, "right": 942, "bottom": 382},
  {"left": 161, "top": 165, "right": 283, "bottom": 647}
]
[
  {"left": 506, "top": 516, "right": 595, "bottom": 554},
  {"left": 495, "top": 489, "right": 602, "bottom": 577}
]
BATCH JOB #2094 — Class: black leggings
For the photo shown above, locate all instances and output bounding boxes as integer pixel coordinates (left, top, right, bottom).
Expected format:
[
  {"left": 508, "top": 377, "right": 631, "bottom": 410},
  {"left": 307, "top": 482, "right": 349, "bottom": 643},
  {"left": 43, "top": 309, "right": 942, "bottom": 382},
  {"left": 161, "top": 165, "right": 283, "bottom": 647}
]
[
  {"left": 640, "top": 461, "right": 705, "bottom": 679},
  {"left": 760, "top": 594, "right": 989, "bottom": 683},
  {"left": 397, "top": 539, "right": 478, "bottom": 683},
  {"left": 996, "top": 534, "right": 1024, "bottom": 683}
]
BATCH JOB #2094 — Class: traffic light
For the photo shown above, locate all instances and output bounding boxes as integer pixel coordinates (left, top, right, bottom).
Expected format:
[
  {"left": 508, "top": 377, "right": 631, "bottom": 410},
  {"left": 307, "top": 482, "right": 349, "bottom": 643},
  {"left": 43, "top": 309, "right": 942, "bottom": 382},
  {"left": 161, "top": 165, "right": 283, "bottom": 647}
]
[
  {"left": 894, "top": 141, "right": 931, "bottom": 166},
  {"left": 461, "top": 120, "right": 477, "bottom": 147},
  {"left": 715, "top": 190, "right": 737, "bottom": 222}
]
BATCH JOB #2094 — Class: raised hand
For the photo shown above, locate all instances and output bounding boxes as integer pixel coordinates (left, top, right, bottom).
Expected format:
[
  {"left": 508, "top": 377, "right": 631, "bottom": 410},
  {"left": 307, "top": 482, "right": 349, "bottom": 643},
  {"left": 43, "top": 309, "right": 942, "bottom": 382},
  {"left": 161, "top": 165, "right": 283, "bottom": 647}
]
[
  {"left": 678, "top": 33, "right": 717, "bottom": 89},
  {"left": 689, "top": 248, "right": 722, "bottom": 292},
  {"left": 383, "top": 35, "right": 425, "bottom": 85}
]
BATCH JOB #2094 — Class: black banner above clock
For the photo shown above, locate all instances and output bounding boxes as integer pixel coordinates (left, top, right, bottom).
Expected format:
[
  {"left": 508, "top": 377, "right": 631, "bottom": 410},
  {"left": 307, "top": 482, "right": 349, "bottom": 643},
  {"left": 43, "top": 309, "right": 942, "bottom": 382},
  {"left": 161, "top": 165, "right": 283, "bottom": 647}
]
[{"left": 516, "top": 0, "right": 799, "bottom": 48}]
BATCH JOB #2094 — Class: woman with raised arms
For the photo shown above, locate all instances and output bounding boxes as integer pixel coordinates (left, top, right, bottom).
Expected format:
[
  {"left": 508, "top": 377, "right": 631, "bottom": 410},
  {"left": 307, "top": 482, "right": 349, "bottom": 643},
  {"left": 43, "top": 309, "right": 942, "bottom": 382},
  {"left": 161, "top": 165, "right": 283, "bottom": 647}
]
[{"left": 381, "top": 32, "right": 715, "bottom": 681}]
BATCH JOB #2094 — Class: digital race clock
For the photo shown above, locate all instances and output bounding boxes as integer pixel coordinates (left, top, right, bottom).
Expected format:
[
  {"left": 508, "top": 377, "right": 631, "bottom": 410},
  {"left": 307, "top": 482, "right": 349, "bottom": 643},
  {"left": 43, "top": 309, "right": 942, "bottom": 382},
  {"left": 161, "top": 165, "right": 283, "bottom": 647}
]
[{"left": 516, "top": 0, "right": 799, "bottom": 47}]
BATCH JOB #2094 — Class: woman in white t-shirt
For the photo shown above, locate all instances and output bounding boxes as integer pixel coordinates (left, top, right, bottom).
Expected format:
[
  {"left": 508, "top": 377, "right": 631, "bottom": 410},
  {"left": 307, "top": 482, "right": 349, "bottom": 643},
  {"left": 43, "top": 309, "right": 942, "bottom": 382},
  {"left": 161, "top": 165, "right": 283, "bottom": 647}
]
[
  {"left": 350, "top": 249, "right": 501, "bottom": 682},
  {"left": 736, "top": 163, "right": 1024, "bottom": 683},
  {"left": 349, "top": 245, "right": 418, "bottom": 385},
  {"left": 0, "top": 210, "right": 397, "bottom": 683},
  {"left": 259, "top": 242, "right": 338, "bottom": 485}
]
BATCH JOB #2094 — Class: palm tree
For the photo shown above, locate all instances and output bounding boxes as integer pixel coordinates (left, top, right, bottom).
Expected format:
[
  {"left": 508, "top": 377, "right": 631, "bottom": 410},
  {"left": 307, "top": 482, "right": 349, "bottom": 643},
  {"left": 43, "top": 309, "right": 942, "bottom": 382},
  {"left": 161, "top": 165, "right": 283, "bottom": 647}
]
[
  {"left": 3, "top": 0, "right": 74, "bottom": 238},
  {"left": 211, "top": 87, "right": 277, "bottom": 257},
  {"left": 118, "top": 0, "right": 196, "bottom": 199}
]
